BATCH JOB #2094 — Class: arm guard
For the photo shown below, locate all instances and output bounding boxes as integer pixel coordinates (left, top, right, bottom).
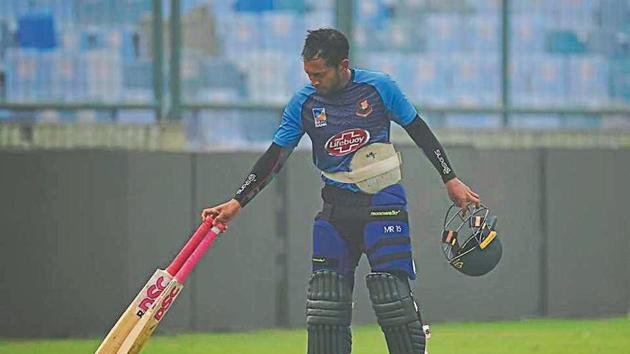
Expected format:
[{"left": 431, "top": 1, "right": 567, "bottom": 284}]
[
  {"left": 233, "top": 142, "right": 293, "bottom": 207},
  {"left": 403, "top": 116, "right": 457, "bottom": 183}
]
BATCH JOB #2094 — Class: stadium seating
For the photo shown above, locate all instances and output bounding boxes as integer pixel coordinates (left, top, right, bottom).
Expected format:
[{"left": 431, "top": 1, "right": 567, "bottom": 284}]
[{"left": 0, "top": 0, "right": 628, "bottom": 131}]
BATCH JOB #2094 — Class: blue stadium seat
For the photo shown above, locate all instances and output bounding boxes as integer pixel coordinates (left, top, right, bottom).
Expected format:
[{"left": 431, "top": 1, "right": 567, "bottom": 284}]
[
  {"left": 76, "top": 0, "right": 151, "bottom": 25},
  {"left": 361, "top": 53, "right": 409, "bottom": 84},
  {"left": 304, "top": 10, "right": 335, "bottom": 31},
  {"left": 5, "top": 49, "right": 40, "bottom": 101},
  {"left": 181, "top": 51, "right": 204, "bottom": 99},
  {"left": 468, "top": 0, "right": 500, "bottom": 13},
  {"left": 57, "top": 52, "right": 88, "bottom": 101},
  {"left": 84, "top": 50, "right": 123, "bottom": 102},
  {"left": 259, "top": 11, "right": 303, "bottom": 52},
  {"left": 122, "top": 58, "right": 153, "bottom": 102},
  {"left": 17, "top": 11, "right": 57, "bottom": 50},
  {"left": 35, "top": 109, "right": 77, "bottom": 123},
  {"left": 567, "top": 55, "right": 609, "bottom": 106},
  {"left": 510, "top": 15, "right": 548, "bottom": 54},
  {"left": 451, "top": 54, "right": 500, "bottom": 106},
  {"left": 194, "top": 109, "right": 250, "bottom": 148},
  {"left": 463, "top": 15, "right": 499, "bottom": 53},
  {"left": 511, "top": 54, "right": 568, "bottom": 106},
  {"left": 561, "top": 115, "right": 602, "bottom": 129},
  {"left": 445, "top": 114, "right": 502, "bottom": 129},
  {"left": 355, "top": 0, "right": 390, "bottom": 30},
  {"left": 242, "top": 109, "right": 280, "bottom": 142},
  {"left": 75, "top": 109, "right": 115, "bottom": 123},
  {"left": 117, "top": 109, "right": 156, "bottom": 124},
  {"left": 234, "top": 0, "right": 274, "bottom": 12},
  {"left": 78, "top": 27, "right": 139, "bottom": 59},
  {"left": 0, "top": 0, "right": 622, "bottom": 118},
  {"left": 509, "top": 114, "right": 562, "bottom": 129},
  {"left": 118, "top": 0, "right": 152, "bottom": 25},
  {"left": 198, "top": 58, "right": 247, "bottom": 101},
  {"left": 610, "top": 59, "right": 630, "bottom": 104},
  {"left": 0, "top": 110, "right": 11, "bottom": 121},
  {"left": 425, "top": 14, "right": 465, "bottom": 53},
  {"left": 274, "top": 0, "right": 307, "bottom": 13},
  {"left": 409, "top": 54, "right": 456, "bottom": 105},
  {"left": 545, "top": 30, "right": 586, "bottom": 54},
  {"left": 0, "top": 20, "right": 12, "bottom": 54},
  {"left": 587, "top": 29, "right": 630, "bottom": 59},
  {"left": 220, "top": 13, "right": 262, "bottom": 59},
  {"left": 599, "top": 0, "right": 630, "bottom": 31},
  {"left": 239, "top": 50, "right": 296, "bottom": 103}
]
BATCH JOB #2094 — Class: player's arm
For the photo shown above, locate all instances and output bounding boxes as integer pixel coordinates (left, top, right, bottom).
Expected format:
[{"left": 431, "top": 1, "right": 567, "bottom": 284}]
[
  {"left": 201, "top": 88, "right": 308, "bottom": 224},
  {"left": 402, "top": 115, "right": 456, "bottom": 183},
  {"left": 403, "top": 115, "right": 480, "bottom": 207},
  {"left": 234, "top": 142, "right": 293, "bottom": 206},
  {"left": 201, "top": 143, "right": 293, "bottom": 224},
  {"left": 372, "top": 72, "right": 480, "bottom": 208},
  {"left": 371, "top": 73, "right": 456, "bottom": 183}
]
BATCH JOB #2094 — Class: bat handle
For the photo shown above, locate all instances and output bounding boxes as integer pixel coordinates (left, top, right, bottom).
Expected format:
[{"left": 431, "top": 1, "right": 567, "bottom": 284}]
[
  {"left": 174, "top": 223, "right": 226, "bottom": 283},
  {"left": 166, "top": 217, "right": 214, "bottom": 276}
]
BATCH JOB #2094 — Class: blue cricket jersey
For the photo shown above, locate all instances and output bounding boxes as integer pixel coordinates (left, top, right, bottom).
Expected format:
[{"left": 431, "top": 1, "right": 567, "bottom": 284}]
[{"left": 272, "top": 68, "right": 418, "bottom": 191}]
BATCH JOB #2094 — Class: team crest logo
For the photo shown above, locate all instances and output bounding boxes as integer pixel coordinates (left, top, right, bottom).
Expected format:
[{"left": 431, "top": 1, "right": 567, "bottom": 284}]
[
  {"left": 355, "top": 98, "right": 373, "bottom": 118},
  {"left": 312, "top": 107, "right": 327, "bottom": 127},
  {"left": 324, "top": 128, "right": 370, "bottom": 156}
]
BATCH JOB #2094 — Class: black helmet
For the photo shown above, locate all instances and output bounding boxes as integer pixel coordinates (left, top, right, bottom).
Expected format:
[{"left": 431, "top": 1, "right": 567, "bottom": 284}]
[{"left": 441, "top": 203, "right": 502, "bottom": 276}]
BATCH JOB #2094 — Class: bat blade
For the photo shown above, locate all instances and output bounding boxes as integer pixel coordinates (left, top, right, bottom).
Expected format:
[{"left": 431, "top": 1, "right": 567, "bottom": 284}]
[
  {"left": 95, "top": 269, "right": 172, "bottom": 354},
  {"left": 116, "top": 223, "right": 225, "bottom": 354},
  {"left": 117, "top": 280, "right": 185, "bottom": 354},
  {"left": 95, "top": 219, "right": 213, "bottom": 353}
]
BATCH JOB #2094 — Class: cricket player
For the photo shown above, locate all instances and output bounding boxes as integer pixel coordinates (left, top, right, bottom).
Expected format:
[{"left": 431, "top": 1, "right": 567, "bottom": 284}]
[{"left": 202, "top": 28, "right": 480, "bottom": 354}]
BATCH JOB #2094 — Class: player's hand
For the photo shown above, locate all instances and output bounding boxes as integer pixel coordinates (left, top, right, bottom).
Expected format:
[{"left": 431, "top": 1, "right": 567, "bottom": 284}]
[
  {"left": 445, "top": 177, "right": 480, "bottom": 210},
  {"left": 201, "top": 199, "right": 242, "bottom": 225}
]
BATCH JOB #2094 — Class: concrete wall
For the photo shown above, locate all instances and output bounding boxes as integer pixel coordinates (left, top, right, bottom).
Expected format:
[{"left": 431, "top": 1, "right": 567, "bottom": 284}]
[
  {"left": 544, "top": 150, "right": 630, "bottom": 318},
  {"left": 0, "top": 147, "right": 628, "bottom": 338}
]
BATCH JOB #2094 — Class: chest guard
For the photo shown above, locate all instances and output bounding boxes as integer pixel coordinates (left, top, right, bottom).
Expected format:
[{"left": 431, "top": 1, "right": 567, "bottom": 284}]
[{"left": 322, "top": 143, "right": 402, "bottom": 194}]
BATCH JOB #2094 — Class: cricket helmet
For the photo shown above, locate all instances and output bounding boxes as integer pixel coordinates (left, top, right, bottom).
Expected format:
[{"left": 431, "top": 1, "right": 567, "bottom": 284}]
[{"left": 441, "top": 203, "right": 502, "bottom": 276}]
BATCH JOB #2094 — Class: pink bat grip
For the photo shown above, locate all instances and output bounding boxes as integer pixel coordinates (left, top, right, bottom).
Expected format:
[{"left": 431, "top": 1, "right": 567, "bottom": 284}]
[
  {"left": 165, "top": 218, "right": 214, "bottom": 275},
  {"left": 174, "top": 224, "right": 226, "bottom": 283}
]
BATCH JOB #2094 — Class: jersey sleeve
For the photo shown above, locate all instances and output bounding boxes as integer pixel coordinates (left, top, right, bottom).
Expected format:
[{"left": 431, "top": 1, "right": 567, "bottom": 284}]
[
  {"left": 272, "top": 87, "right": 312, "bottom": 148},
  {"left": 372, "top": 74, "right": 418, "bottom": 126}
]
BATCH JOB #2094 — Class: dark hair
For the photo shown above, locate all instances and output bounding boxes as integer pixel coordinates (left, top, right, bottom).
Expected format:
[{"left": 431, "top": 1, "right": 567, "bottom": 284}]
[{"left": 302, "top": 28, "right": 349, "bottom": 67}]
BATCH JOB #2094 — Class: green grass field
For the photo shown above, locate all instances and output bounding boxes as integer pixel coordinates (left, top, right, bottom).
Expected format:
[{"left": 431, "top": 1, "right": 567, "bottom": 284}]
[{"left": 1, "top": 318, "right": 629, "bottom": 354}]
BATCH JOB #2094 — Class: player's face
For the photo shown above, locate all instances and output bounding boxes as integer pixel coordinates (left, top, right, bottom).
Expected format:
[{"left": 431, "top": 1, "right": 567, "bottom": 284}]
[{"left": 303, "top": 57, "right": 344, "bottom": 95}]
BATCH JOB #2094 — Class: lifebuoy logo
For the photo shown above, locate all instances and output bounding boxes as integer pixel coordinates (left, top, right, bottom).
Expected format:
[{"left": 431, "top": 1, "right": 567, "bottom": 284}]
[{"left": 324, "top": 128, "right": 370, "bottom": 156}]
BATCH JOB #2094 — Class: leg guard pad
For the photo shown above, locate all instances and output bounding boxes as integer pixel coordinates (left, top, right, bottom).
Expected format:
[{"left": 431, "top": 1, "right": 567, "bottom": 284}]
[
  {"left": 306, "top": 270, "right": 353, "bottom": 354},
  {"left": 366, "top": 272, "right": 426, "bottom": 354}
]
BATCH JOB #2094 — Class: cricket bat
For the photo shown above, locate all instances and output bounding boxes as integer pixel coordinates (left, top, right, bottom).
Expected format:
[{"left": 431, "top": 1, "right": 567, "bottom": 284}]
[
  {"left": 95, "top": 217, "right": 218, "bottom": 354},
  {"left": 116, "top": 221, "right": 227, "bottom": 354}
]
